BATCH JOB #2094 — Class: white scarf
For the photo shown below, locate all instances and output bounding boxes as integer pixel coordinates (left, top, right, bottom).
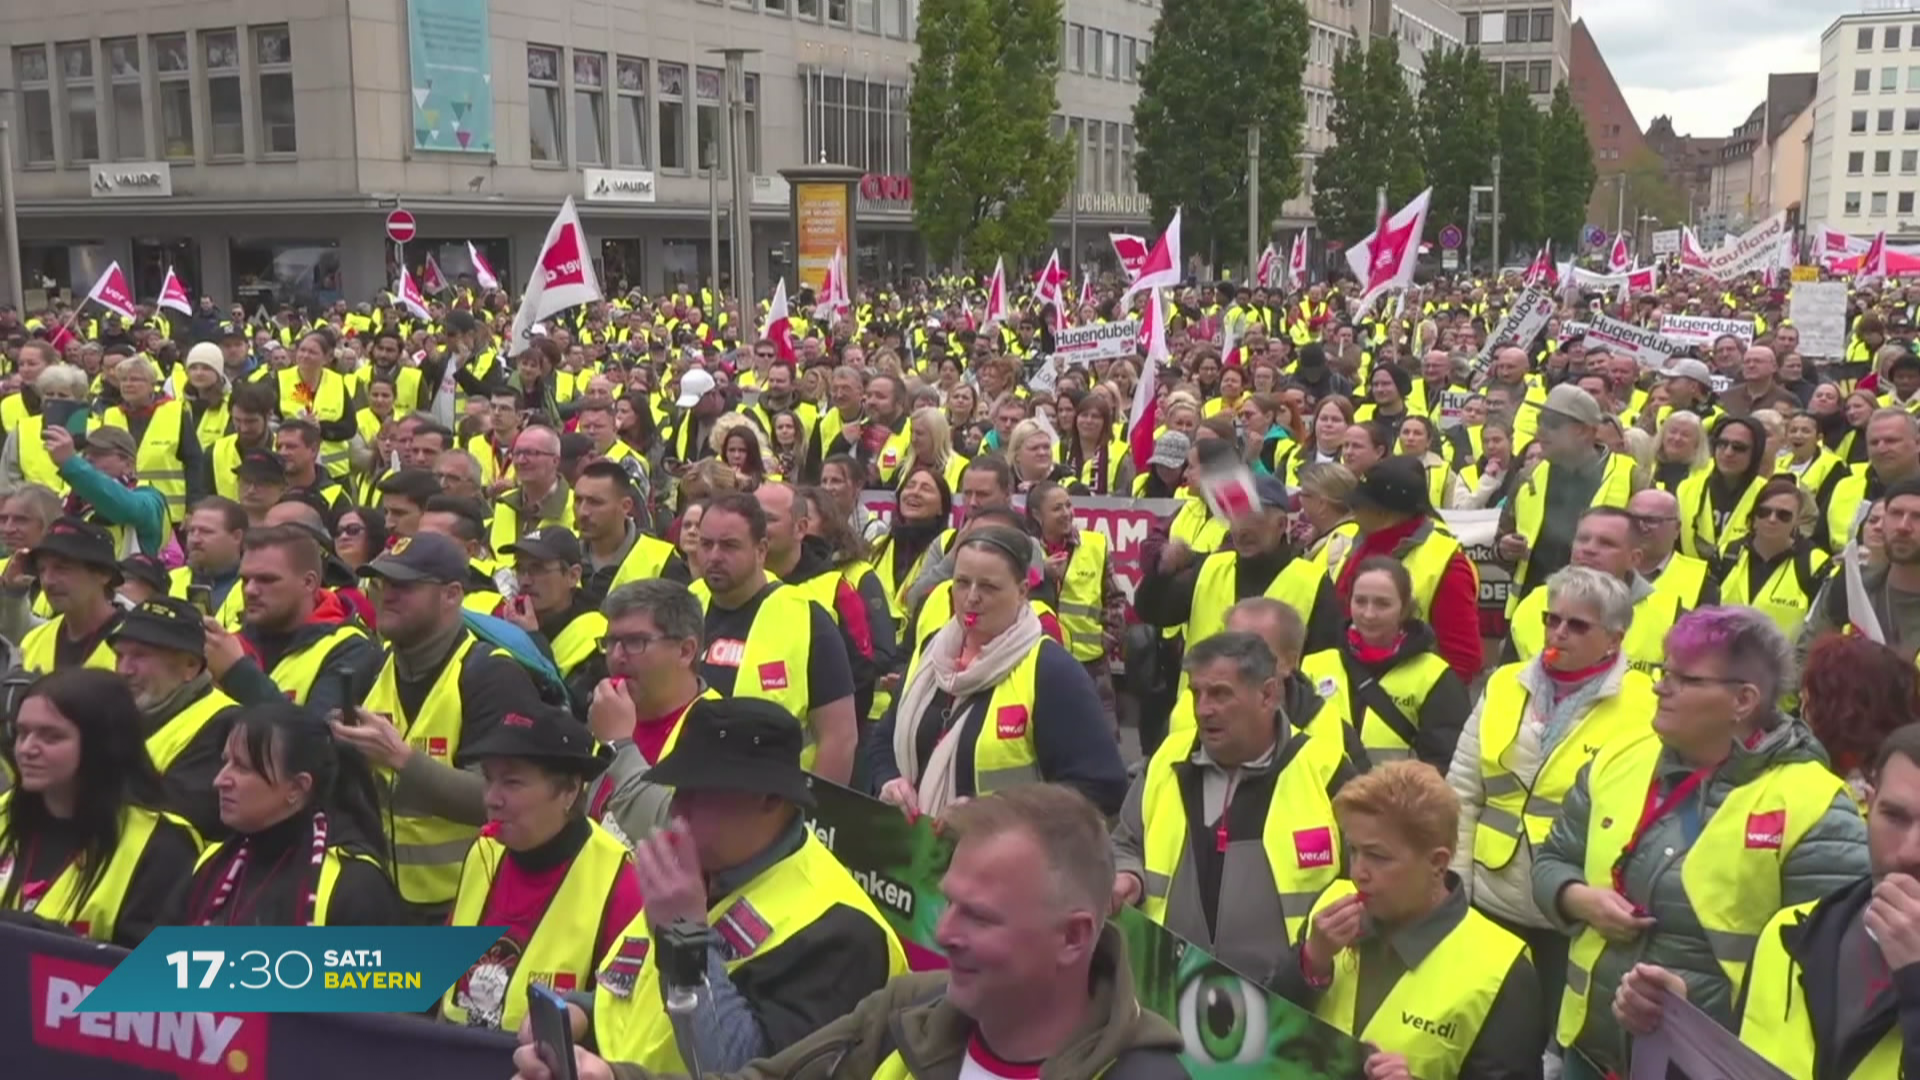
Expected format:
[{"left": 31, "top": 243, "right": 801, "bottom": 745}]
[{"left": 892, "top": 607, "right": 1045, "bottom": 816}]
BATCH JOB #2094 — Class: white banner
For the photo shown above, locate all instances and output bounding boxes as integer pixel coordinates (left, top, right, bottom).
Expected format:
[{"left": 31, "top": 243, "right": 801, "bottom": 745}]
[
  {"left": 1054, "top": 318, "right": 1143, "bottom": 363},
  {"left": 1650, "top": 229, "right": 1680, "bottom": 255},
  {"left": 1789, "top": 281, "right": 1849, "bottom": 359},
  {"left": 1698, "top": 213, "right": 1789, "bottom": 279},
  {"left": 1472, "top": 287, "right": 1556, "bottom": 374},
  {"left": 1586, "top": 312, "right": 1676, "bottom": 370},
  {"left": 1560, "top": 320, "right": 1590, "bottom": 343},
  {"left": 1657, "top": 315, "right": 1754, "bottom": 347}
]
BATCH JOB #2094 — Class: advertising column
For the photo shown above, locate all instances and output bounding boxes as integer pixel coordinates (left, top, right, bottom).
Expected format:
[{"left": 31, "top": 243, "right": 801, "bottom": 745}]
[{"left": 781, "top": 165, "right": 861, "bottom": 296}]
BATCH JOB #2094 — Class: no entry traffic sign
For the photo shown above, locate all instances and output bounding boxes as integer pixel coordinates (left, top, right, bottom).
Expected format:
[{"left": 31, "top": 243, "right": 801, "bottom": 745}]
[{"left": 386, "top": 209, "right": 418, "bottom": 244}]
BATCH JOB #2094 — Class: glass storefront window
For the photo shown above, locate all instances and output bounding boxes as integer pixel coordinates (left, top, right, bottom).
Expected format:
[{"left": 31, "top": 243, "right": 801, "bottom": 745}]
[
  {"left": 130, "top": 238, "right": 203, "bottom": 303},
  {"left": 229, "top": 239, "right": 342, "bottom": 312}
]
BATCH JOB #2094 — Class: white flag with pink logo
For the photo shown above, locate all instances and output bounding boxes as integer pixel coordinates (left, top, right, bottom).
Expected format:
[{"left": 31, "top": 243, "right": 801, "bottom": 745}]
[
  {"left": 507, "top": 197, "right": 601, "bottom": 357},
  {"left": 156, "top": 267, "right": 193, "bottom": 315},
  {"left": 396, "top": 266, "right": 431, "bottom": 320},
  {"left": 468, "top": 241, "right": 501, "bottom": 291},
  {"left": 85, "top": 262, "right": 137, "bottom": 321}
]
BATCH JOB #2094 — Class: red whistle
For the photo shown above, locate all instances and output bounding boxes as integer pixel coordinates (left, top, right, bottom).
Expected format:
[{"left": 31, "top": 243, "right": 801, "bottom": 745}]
[{"left": 963, "top": 612, "right": 980, "bottom": 628}]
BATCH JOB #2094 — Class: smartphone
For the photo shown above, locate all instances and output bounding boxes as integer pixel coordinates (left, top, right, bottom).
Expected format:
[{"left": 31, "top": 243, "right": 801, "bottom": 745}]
[
  {"left": 526, "top": 983, "right": 579, "bottom": 1080},
  {"left": 333, "top": 668, "right": 361, "bottom": 726},
  {"left": 43, "top": 399, "right": 83, "bottom": 430},
  {"left": 186, "top": 583, "right": 213, "bottom": 616}
]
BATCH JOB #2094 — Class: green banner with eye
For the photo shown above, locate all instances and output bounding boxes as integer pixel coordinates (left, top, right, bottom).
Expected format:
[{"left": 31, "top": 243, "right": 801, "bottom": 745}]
[{"left": 802, "top": 780, "right": 1368, "bottom": 1080}]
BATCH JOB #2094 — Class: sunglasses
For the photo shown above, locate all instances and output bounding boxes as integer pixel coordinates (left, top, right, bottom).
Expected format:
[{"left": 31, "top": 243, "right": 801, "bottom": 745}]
[
  {"left": 1714, "top": 439, "right": 1753, "bottom": 453},
  {"left": 1543, "top": 611, "right": 1595, "bottom": 635},
  {"left": 1752, "top": 506, "right": 1796, "bottom": 524}
]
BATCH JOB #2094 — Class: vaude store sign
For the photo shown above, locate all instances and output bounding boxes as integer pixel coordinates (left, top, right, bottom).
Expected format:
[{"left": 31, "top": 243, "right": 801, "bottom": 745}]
[
  {"left": 89, "top": 163, "right": 173, "bottom": 198},
  {"left": 583, "top": 168, "right": 657, "bottom": 204}
]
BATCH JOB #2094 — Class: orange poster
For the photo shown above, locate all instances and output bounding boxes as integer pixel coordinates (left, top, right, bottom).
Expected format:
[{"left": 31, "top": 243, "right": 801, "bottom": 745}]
[{"left": 795, "top": 182, "right": 849, "bottom": 293}]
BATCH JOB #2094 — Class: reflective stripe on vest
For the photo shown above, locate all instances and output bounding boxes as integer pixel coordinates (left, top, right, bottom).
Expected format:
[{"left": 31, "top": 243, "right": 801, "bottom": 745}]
[
  {"left": 1139, "top": 728, "right": 1343, "bottom": 943},
  {"left": 1056, "top": 531, "right": 1108, "bottom": 662},
  {"left": 1677, "top": 470, "right": 1765, "bottom": 561},
  {"left": 20, "top": 616, "right": 117, "bottom": 675},
  {"left": 899, "top": 633, "right": 1047, "bottom": 794},
  {"left": 1508, "top": 452, "right": 1635, "bottom": 616},
  {"left": 1471, "top": 662, "right": 1656, "bottom": 871},
  {"left": 102, "top": 399, "right": 189, "bottom": 521},
  {"left": 0, "top": 797, "right": 197, "bottom": 942},
  {"left": 1721, "top": 546, "right": 1829, "bottom": 641},
  {"left": 1510, "top": 585, "right": 1681, "bottom": 679},
  {"left": 1298, "top": 648, "right": 1450, "bottom": 761},
  {"left": 365, "top": 634, "right": 490, "bottom": 905},
  {"left": 593, "top": 831, "right": 906, "bottom": 1073},
  {"left": 1739, "top": 900, "right": 1901, "bottom": 1079},
  {"left": 1649, "top": 553, "right": 1712, "bottom": 611},
  {"left": 1309, "top": 880, "right": 1527, "bottom": 1080},
  {"left": 278, "top": 367, "right": 352, "bottom": 477},
  {"left": 267, "top": 625, "right": 371, "bottom": 706},
  {"left": 145, "top": 687, "right": 238, "bottom": 773},
  {"left": 1556, "top": 733, "right": 1852, "bottom": 1050},
  {"left": 692, "top": 580, "right": 820, "bottom": 767},
  {"left": 440, "top": 823, "right": 632, "bottom": 1031}
]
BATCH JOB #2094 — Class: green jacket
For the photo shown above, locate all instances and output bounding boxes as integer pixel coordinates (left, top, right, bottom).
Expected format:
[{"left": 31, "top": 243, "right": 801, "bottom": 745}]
[
  {"left": 59, "top": 456, "right": 169, "bottom": 555},
  {"left": 608, "top": 926, "right": 1189, "bottom": 1080},
  {"left": 1530, "top": 717, "right": 1867, "bottom": 1072}
]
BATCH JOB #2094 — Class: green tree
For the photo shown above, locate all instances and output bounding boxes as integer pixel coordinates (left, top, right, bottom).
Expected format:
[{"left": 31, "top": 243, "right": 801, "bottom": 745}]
[
  {"left": 1539, "top": 82, "right": 1598, "bottom": 250},
  {"left": 1619, "top": 147, "right": 1691, "bottom": 232},
  {"left": 1134, "top": 0, "right": 1308, "bottom": 269},
  {"left": 1415, "top": 44, "right": 1498, "bottom": 244},
  {"left": 1312, "top": 38, "right": 1425, "bottom": 245},
  {"left": 909, "top": 0, "right": 1075, "bottom": 266},
  {"left": 1493, "top": 79, "right": 1544, "bottom": 259}
]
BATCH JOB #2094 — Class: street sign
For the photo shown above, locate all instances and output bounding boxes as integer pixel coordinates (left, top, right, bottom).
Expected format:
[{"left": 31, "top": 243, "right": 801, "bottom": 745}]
[
  {"left": 1441, "top": 250, "right": 1459, "bottom": 270},
  {"left": 1791, "top": 265, "right": 1820, "bottom": 282},
  {"left": 1583, "top": 224, "right": 1607, "bottom": 249},
  {"left": 1650, "top": 229, "right": 1680, "bottom": 255},
  {"left": 385, "top": 209, "right": 418, "bottom": 244},
  {"left": 1438, "top": 224, "right": 1464, "bottom": 250}
]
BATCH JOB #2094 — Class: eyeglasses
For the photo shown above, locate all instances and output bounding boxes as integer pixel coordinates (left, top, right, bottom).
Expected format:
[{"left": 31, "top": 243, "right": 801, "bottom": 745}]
[
  {"left": 599, "top": 632, "right": 666, "bottom": 654},
  {"left": 337, "top": 524, "right": 365, "bottom": 538},
  {"left": 1752, "top": 506, "right": 1797, "bottom": 524},
  {"left": 511, "top": 448, "right": 557, "bottom": 460},
  {"left": 432, "top": 471, "right": 469, "bottom": 485},
  {"left": 1659, "top": 670, "right": 1748, "bottom": 691},
  {"left": 1543, "top": 611, "right": 1595, "bottom": 635},
  {"left": 1714, "top": 439, "right": 1753, "bottom": 453}
]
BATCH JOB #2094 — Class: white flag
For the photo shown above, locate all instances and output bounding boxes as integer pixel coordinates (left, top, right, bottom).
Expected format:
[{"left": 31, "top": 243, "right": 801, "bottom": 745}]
[{"left": 507, "top": 197, "right": 601, "bottom": 357}]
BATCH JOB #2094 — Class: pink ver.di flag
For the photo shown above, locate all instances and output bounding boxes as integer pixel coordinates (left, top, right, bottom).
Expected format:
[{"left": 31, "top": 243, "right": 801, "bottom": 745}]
[
  {"left": 156, "top": 267, "right": 193, "bottom": 315},
  {"left": 507, "top": 196, "right": 602, "bottom": 357}
]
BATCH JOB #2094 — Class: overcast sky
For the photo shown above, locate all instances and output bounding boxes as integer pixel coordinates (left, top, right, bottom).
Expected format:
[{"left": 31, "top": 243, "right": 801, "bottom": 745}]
[{"left": 1580, "top": 1, "right": 1858, "bottom": 138}]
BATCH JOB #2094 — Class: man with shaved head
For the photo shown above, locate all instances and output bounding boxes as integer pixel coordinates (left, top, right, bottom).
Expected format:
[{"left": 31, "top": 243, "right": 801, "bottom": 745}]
[
  {"left": 489, "top": 424, "right": 575, "bottom": 554},
  {"left": 1628, "top": 487, "right": 1717, "bottom": 611}
]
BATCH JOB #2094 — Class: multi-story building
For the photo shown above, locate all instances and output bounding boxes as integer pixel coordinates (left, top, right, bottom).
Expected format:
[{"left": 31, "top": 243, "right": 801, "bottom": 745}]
[
  {"left": 1645, "top": 115, "right": 1723, "bottom": 231},
  {"left": 3, "top": 0, "right": 1157, "bottom": 309},
  {"left": 1457, "top": 0, "right": 1570, "bottom": 104},
  {"left": 1705, "top": 74, "right": 1815, "bottom": 244},
  {"left": 1807, "top": 11, "right": 1920, "bottom": 239},
  {"left": 1567, "top": 17, "right": 1647, "bottom": 234}
]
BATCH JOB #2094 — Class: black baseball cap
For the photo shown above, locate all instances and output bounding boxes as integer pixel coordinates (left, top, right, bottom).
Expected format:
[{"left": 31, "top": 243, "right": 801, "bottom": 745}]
[
  {"left": 1349, "top": 455, "right": 1433, "bottom": 516},
  {"left": 235, "top": 449, "right": 288, "bottom": 483},
  {"left": 358, "top": 531, "right": 468, "bottom": 585},
  {"left": 645, "top": 697, "right": 814, "bottom": 807},
  {"left": 109, "top": 596, "right": 207, "bottom": 657},
  {"left": 502, "top": 526, "right": 584, "bottom": 566}
]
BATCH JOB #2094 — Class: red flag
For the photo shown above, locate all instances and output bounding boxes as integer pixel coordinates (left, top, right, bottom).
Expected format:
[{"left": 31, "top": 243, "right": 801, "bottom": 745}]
[
  {"left": 1119, "top": 209, "right": 1183, "bottom": 305},
  {"left": 85, "top": 261, "right": 137, "bottom": 321},
  {"left": 1110, "top": 233, "right": 1149, "bottom": 282},
  {"left": 1035, "top": 249, "right": 1070, "bottom": 331},
  {"left": 1608, "top": 233, "right": 1631, "bottom": 274},
  {"left": 762, "top": 279, "right": 796, "bottom": 362},
  {"left": 467, "top": 242, "right": 501, "bottom": 290},
  {"left": 422, "top": 253, "right": 451, "bottom": 295},
  {"left": 508, "top": 196, "right": 601, "bottom": 356},
  {"left": 397, "top": 266, "right": 430, "bottom": 319},
  {"left": 983, "top": 257, "right": 1009, "bottom": 325},
  {"left": 1255, "top": 244, "right": 1276, "bottom": 289},
  {"left": 1287, "top": 232, "right": 1308, "bottom": 290},
  {"left": 156, "top": 267, "right": 193, "bottom": 315},
  {"left": 1130, "top": 288, "right": 1170, "bottom": 472},
  {"left": 1864, "top": 230, "right": 1890, "bottom": 282},
  {"left": 1346, "top": 190, "right": 1430, "bottom": 314}
]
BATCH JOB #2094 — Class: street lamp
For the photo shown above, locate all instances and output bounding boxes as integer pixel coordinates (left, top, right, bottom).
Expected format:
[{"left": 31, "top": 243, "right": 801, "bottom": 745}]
[
  {"left": 709, "top": 48, "right": 761, "bottom": 311},
  {"left": 0, "top": 86, "right": 22, "bottom": 312}
]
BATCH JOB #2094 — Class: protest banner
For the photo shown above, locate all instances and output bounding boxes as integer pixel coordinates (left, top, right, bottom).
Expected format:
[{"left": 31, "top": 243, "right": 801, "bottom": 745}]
[
  {"left": 804, "top": 781, "right": 1370, "bottom": 1080},
  {"left": 1471, "top": 287, "right": 1555, "bottom": 376},
  {"left": 1584, "top": 312, "right": 1676, "bottom": 371},
  {"left": 1561, "top": 320, "right": 1590, "bottom": 342},
  {"left": 1658, "top": 315, "right": 1754, "bottom": 347},
  {"left": 1790, "top": 281, "right": 1849, "bottom": 359},
  {"left": 1054, "top": 319, "right": 1144, "bottom": 364},
  {"left": 1697, "top": 213, "right": 1789, "bottom": 279},
  {"left": 1650, "top": 229, "right": 1680, "bottom": 255}
]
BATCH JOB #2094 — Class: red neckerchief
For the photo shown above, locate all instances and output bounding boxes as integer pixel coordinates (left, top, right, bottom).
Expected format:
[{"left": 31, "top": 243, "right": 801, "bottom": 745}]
[
  {"left": 1544, "top": 654, "right": 1617, "bottom": 686},
  {"left": 1346, "top": 627, "right": 1405, "bottom": 665}
]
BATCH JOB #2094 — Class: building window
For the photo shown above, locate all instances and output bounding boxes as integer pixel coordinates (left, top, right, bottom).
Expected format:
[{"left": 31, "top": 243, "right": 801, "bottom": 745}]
[
  {"left": 12, "top": 47, "right": 54, "bottom": 165},
  {"left": 1855, "top": 109, "right": 1871, "bottom": 133},
  {"left": 1506, "top": 11, "right": 1528, "bottom": 42},
  {"left": 1122, "top": 36, "right": 1135, "bottom": 82},
  {"left": 1861, "top": 27, "right": 1877, "bottom": 50},
  {"left": 1858, "top": 68, "right": 1873, "bottom": 92},
  {"left": 104, "top": 38, "right": 144, "bottom": 161},
  {"left": 767, "top": 0, "right": 786, "bottom": 13},
  {"left": 1104, "top": 120, "right": 1119, "bottom": 191},
  {"left": 203, "top": 30, "right": 243, "bottom": 157},
  {"left": 1908, "top": 108, "right": 1920, "bottom": 132},
  {"left": 1886, "top": 66, "right": 1901, "bottom": 91},
  {"left": 1505, "top": 61, "right": 1526, "bottom": 89},
  {"left": 1084, "top": 121, "right": 1099, "bottom": 192},
  {"left": 1904, "top": 192, "right": 1917, "bottom": 214},
  {"left": 695, "top": 66, "right": 723, "bottom": 173},
  {"left": 844, "top": 78, "right": 867, "bottom": 170},
  {"left": 1070, "top": 25, "right": 1083, "bottom": 73},
  {"left": 1847, "top": 191, "right": 1863, "bottom": 215},
  {"left": 745, "top": 73, "right": 761, "bottom": 173},
  {"left": 1909, "top": 66, "right": 1920, "bottom": 89},
  {"left": 1881, "top": 108, "right": 1897, "bottom": 132},
  {"left": 1528, "top": 61, "right": 1551, "bottom": 93},
  {"left": 798, "top": 0, "right": 818, "bottom": 17},
  {"left": 658, "top": 63, "right": 688, "bottom": 171},
  {"left": 1903, "top": 149, "right": 1916, "bottom": 173},
  {"left": 573, "top": 52, "right": 608, "bottom": 165},
  {"left": 1879, "top": 150, "right": 1893, "bottom": 174},
  {"left": 1530, "top": 8, "right": 1552, "bottom": 42},
  {"left": 59, "top": 42, "right": 99, "bottom": 163},
  {"left": 1852, "top": 151, "right": 1867, "bottom": 175},
  {"left": 1890, "top": 26, "right": 1904, "bottom": 49},
  {"left": 153, "top": 36, "right": 192, "bottom": 159},
  {"left": 1874, "top": 191, "right": 1890, "bottom": 215},
  {"left": 616, "top": 57, "right": 648, "bottom": 167},
  {"left": 255, "top": 26, "right": 295, "bottom": 155},
  {"left": 884, "top": 0, "right": 907, "bottom": 37},
  {"left": 828, "top": 0, "right": 848, "bottom": 25},
  {"left": 1464, "top": 14, "right": 1479, "bottom": 45},
  {"left": 528, "top": 46, "right": 563, "bottom": 163},
  {"left": 1107, "top": 32, "right": 1121, "bottom": 80},
  {"left": 856, "top": 0, "right": 879, "bottom": 32},
  {"left": 1090, "top": 30, "right": 1103, "bottom": 77}
]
